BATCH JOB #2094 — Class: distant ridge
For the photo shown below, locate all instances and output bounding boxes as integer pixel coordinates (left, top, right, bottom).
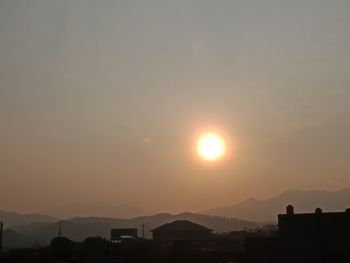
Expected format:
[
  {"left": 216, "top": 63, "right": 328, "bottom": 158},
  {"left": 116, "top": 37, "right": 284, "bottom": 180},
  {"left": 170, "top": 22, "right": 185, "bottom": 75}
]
[
  {"left": 11, "top": 212, "right": 263, "bottom": 247},
  {"left": 201, "top": 188, "right": 350, "bottom": 222},
  {"left": 0, "top": 210, "right": 57, "bottom": 227}
]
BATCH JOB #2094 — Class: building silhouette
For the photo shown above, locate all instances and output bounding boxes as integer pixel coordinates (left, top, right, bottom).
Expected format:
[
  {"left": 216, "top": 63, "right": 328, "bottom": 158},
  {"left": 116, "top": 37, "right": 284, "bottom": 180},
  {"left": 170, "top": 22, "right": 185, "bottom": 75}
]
[{"left": 245, "top": 205, "right": 350, "bottom": 263}]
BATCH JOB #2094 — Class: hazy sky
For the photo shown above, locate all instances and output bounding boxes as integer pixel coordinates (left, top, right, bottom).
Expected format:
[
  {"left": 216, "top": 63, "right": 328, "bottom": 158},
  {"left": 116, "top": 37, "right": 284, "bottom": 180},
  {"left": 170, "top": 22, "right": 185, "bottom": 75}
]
[{"left": 1, "top": 0, "right": 350, "bottom": 216}]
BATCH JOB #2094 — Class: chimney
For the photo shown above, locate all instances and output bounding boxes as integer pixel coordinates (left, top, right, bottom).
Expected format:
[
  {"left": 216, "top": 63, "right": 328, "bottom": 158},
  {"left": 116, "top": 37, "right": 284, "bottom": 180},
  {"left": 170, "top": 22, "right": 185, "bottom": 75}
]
[
  {"left": 286, "top": 205, "right": 294, "bottom": 215},
  {"left": 315, "top": 208, "right": 323, "bottom": 214}
]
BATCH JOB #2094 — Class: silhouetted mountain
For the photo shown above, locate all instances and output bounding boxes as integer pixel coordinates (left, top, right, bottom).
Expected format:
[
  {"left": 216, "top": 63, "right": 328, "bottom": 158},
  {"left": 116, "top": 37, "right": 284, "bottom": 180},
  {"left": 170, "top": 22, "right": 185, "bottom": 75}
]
[
  {"left": 44, "top": 202, "right": 150, "bottom": 219},
  {"left": 0, "top": 210, "right": 57, "bottom": 226},
  {"left": 3, "top": 229, "right": 37, "bottom": 251},
  {"left": 201, "top": 188, "right": 350, "bottom": 221},
  {"left": 11, "top": 212, "right": 262, "bottom": 247}
]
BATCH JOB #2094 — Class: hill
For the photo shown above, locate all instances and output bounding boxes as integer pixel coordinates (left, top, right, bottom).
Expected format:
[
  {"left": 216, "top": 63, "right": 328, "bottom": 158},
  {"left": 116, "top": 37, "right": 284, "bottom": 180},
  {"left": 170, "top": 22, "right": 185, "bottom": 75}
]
[
  {"left": 3, "top": 229, "right": 37, "bottom": 251},
  {"left": 201, "top": 188, "right": 350, "bottom": 222}
]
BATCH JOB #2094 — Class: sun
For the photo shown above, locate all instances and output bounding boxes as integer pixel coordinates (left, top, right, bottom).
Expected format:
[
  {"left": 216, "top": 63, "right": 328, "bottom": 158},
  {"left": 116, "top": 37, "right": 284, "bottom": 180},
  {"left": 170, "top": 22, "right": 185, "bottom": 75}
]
[{"left": 197, "top": 132, "right": 226, "bottom": 161}]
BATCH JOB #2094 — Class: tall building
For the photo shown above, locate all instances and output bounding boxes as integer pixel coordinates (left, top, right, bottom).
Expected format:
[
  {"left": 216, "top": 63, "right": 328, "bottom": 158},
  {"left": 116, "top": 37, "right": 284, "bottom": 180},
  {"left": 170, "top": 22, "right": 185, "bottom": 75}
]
[{"left": 245, "top": 206, "right": 350, "bottom": 263}]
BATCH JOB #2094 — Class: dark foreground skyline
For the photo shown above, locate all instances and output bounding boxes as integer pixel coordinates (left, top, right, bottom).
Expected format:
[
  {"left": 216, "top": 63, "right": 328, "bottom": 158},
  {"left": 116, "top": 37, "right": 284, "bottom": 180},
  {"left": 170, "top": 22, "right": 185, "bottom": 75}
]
[{"left": 2, "top": 205, "right": 350, "bottom": 263}]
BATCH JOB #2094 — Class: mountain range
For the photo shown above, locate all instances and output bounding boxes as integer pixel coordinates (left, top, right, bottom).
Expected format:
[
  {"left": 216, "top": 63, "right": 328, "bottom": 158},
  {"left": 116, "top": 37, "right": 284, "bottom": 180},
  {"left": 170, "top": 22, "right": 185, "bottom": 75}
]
[
  {"left": 3, "top": 188, "right": 350, "bottom": 250},
  {"left": 4, "top": 212, "right": 261, "bottom": 249},
  {"left": 201, "top": 188, "right": 350, "bottom": 221}
]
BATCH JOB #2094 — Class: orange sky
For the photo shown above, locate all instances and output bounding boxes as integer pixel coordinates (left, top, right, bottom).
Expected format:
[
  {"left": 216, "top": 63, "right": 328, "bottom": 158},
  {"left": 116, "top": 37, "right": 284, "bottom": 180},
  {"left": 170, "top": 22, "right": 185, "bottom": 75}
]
[{"left": 0, "top": 0, "right": 350, "bottom": 217}]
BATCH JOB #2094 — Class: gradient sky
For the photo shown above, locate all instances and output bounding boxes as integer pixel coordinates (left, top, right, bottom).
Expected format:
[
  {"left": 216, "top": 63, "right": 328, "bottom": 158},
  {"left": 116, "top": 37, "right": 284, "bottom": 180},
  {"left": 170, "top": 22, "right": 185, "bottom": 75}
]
[{"left": 1, "top": 0, "right": 350, "bottom": 216}]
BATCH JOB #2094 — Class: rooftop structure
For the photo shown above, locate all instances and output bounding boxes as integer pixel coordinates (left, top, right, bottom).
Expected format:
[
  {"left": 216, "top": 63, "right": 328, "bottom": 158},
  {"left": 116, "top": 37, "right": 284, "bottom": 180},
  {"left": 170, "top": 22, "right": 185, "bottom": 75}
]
[
  {"left": 111, "top": 228, "right": 138, "bottom": 242},
  {"left": 278, "top": 205, "right": 350, "bottom": 239}
]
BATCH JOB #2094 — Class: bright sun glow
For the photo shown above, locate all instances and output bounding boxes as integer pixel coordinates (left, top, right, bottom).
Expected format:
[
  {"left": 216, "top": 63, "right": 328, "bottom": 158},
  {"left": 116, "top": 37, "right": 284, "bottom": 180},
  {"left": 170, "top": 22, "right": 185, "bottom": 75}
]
[{"left": 197, "top": 132, "right": 226, "bottom": 161}]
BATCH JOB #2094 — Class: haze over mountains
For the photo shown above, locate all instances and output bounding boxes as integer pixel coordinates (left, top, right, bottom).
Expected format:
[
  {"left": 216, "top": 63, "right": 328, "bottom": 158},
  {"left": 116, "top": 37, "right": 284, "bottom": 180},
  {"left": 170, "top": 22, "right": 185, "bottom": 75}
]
[
  {"left": 202, "top": 188, "right": 350, "bottom": 222},
  {"left": 2, "top": 213, "right": 261, "bottom": 250},
  {"left": 0, "top": 210, "right": 57, "bottom": 227},
  {"left": 43, "top": 203, "right": 150, "bottom": 219},
  {"left": 2, "top": 188, "right": 350, "bottom": 226}
]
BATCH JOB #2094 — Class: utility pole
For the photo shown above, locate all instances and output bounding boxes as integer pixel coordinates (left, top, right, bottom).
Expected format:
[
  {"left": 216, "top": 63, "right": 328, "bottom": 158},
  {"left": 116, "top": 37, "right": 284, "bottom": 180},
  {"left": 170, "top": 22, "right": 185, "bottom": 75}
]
[
  {"left": 0, "top": 221, "right": 3, "bottom": 254},
  {"left": 58, "top": 221, "right": 62, "bottom": 237}
]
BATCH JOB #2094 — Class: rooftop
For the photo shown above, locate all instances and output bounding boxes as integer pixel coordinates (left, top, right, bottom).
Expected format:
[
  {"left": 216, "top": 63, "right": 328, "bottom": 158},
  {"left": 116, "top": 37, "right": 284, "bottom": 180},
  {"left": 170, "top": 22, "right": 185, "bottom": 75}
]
[{"left": 151, "top": 220, "right": 212, "bottom": 233}]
